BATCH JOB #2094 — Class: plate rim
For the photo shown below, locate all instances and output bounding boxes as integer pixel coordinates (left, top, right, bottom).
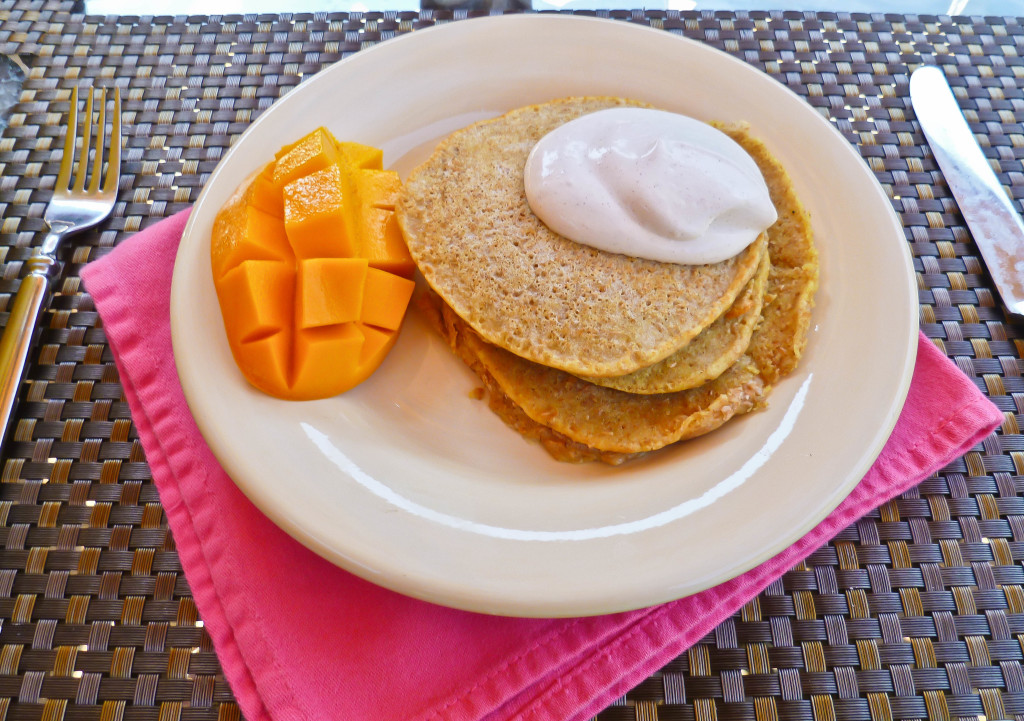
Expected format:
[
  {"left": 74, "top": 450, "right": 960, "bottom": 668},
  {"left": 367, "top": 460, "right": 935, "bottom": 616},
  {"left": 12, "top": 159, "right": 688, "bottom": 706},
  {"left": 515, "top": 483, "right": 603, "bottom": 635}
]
[{"left": 170, "top": 13, "right": 919, "bottom": 617}]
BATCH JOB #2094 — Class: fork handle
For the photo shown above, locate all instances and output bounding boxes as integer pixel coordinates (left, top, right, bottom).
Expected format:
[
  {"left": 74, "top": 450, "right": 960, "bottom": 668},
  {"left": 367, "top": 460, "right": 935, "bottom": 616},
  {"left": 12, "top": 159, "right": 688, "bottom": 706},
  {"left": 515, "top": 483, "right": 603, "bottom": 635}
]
[{"left": 0, "top": 250, "right": 61, "bottom": 449}]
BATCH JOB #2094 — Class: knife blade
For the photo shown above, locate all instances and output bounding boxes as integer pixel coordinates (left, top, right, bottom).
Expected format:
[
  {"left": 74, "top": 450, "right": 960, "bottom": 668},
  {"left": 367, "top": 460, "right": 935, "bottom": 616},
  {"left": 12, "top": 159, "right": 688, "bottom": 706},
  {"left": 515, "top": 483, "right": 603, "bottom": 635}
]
[{"left": 909, "top": 65, "right": 1024, "bottom": 316}]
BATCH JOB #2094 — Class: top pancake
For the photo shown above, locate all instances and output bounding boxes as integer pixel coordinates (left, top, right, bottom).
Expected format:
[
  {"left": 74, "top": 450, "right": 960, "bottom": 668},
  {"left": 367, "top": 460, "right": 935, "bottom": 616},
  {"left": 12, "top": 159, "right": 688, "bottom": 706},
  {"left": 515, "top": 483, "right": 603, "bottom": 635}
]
[{"left": 396, "top": 97, "right": 767, "bottom": 378}]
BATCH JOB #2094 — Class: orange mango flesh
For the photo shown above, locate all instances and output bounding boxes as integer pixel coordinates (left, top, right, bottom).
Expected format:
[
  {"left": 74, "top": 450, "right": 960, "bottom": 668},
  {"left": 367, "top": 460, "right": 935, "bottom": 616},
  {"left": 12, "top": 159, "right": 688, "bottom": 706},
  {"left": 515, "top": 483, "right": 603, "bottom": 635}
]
[
  {"left": 298, "top": 258, "right": 367, "bottom": 329},
  {"left": 283, "top": 165, "right": 357, "bottom": 259},
  {"left": 272, "top": 127, "right": 342, "bottom": 188},
  {"left": 211, "top": 127, "right": 416, "bottom": 400}
]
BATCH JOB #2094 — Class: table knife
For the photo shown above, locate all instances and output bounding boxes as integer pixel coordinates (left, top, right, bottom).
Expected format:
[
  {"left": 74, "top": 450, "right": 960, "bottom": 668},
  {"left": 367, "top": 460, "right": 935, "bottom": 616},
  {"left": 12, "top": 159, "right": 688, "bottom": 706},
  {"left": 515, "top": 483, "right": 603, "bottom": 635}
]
[{"left": 909, "top": 65, "right": 1024, "bottom": 316}]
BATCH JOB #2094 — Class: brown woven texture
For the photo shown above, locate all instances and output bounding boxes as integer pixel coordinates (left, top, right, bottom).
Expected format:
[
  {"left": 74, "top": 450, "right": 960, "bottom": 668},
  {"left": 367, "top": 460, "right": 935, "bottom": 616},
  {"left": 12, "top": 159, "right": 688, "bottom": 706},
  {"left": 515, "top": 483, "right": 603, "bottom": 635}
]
[{"left": 1, "top": 1, "right": 1023, "bottom": 720}]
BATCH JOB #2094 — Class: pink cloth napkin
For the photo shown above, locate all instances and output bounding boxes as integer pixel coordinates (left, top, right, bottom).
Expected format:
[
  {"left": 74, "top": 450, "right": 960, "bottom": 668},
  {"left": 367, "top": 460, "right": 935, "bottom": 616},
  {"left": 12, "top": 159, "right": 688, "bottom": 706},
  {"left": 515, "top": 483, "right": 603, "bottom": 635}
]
[{"left": 81, "top": 208, "right": 1003, "bottom": 721}]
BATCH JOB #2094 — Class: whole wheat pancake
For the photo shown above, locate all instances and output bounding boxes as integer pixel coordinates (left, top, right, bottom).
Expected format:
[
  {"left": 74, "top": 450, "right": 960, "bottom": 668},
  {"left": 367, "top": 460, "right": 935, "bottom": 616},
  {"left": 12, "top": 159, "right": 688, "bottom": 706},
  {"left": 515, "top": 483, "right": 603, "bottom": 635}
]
[
  {"left": 397, "top": 97, "right": 767, "bottom": 378},
  {"left": 420, "top": 122, "right": 818, "bottom": 464},
  {"left": 579, "top": 251, "right": 770, "bottom": 394}
]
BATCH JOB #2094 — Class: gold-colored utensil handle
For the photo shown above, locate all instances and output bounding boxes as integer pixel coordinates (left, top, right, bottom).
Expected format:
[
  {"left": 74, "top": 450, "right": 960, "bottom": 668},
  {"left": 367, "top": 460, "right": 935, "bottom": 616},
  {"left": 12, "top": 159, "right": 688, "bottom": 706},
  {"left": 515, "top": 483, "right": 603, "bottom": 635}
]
[{"left": 0, "top": 250, "right": 60, "bottom": 449}]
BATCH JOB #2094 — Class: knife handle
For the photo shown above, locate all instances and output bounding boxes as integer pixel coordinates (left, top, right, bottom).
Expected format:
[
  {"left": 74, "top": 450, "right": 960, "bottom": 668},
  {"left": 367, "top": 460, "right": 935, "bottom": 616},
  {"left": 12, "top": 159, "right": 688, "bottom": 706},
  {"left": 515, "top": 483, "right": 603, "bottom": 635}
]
[{"left": 0, "top": 248, "right": 61, "bottom": 449}]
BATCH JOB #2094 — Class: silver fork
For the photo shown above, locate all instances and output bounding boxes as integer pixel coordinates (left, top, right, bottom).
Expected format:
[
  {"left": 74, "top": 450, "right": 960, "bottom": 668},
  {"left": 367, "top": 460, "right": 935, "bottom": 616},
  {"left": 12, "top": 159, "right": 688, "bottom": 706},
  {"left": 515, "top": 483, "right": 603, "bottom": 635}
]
[{"left": 0, "top": 86, "right": 121, "bottom": 448}]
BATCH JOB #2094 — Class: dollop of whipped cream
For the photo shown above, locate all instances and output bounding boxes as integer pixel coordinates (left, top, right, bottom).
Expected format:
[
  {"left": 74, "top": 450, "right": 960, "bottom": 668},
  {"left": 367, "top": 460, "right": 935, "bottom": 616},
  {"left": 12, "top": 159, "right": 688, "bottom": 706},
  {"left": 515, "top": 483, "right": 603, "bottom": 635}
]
[{"left": 523, "top": 108, "right": 778, "bottom": 265}]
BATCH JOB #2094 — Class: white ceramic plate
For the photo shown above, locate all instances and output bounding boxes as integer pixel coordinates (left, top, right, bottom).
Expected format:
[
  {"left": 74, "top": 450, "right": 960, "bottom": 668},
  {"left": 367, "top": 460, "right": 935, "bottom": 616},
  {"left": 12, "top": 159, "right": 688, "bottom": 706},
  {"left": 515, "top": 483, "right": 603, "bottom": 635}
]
[{"left": 170, "top": 14, "right": 917, "bottom": 617}]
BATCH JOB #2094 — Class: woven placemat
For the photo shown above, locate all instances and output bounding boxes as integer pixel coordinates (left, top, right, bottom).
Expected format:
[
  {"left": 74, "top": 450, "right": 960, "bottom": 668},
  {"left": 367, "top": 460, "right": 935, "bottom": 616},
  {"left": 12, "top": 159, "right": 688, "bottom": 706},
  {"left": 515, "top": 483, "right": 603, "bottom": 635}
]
[{"left": 1, "top": 2, "right": 1024, "bottom": 720}]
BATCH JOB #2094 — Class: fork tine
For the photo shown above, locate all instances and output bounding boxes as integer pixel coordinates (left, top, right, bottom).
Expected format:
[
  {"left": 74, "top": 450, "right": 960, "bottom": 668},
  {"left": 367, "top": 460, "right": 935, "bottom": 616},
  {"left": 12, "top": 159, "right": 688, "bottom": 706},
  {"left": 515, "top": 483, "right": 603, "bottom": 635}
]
[
  {"left": 72, "top": 88, "right": 94, "bottom": 194},
  {"left": 103, "top": 88, "right": 121, "bottom": 195},
  {"left": 88, "top": 89, "right": 106, "bottom": 194},
  {"left": 54, "top": 86, "right": 78, "bottom": 192}
]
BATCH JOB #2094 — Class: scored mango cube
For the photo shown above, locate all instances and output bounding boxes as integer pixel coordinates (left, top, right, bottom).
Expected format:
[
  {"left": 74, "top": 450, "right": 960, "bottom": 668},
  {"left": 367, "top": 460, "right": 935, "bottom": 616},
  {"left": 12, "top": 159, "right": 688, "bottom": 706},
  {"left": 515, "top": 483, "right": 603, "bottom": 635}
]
[
  {"left": 235, "top": 331, "right": 292, "bottom": 395},
  {"left": 338, "top": 141, "right": 383, "bottom": 171},
  {"left": 273, "top": 127, "right": 343, "bottom": 188},
  {"left": 248, "top": 166, "right": 285, "bottom": 218},
  {"left": 357, "top": 323, "right": 394, "bottom": 365},
  {"left": 217, "top": 260, "right": 295, "bottom": 341},
  {"left": 298, "top": 258, "right": 368, "bottom": 329},
  {"left": 211, "top": 203, "right": 292, "bottom": 279},
  {"left": 360, "top": 268, "right": 415, "bottom": 331},
  {"left": 355, "top": 170, "right": 402, "bottom": 210},
  {"left": 359, "top": 207, "right": 415, "bottom": 278},
  {"left": 283, "top": 164, "right": 357, "bottom": 259},
  {"left": 242, "top": 206, "right": 292, "bottom": 260},
  {"left": 292, "top": 324, "right": 365, "bottom": 398}
]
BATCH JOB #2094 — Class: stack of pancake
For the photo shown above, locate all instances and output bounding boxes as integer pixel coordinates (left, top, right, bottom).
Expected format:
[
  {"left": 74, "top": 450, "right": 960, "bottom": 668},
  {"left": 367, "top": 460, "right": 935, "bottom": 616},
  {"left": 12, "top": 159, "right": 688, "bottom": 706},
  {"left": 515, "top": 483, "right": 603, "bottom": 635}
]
[{"left": 396, "top": 97, "right": 818, "bottom": 464}]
